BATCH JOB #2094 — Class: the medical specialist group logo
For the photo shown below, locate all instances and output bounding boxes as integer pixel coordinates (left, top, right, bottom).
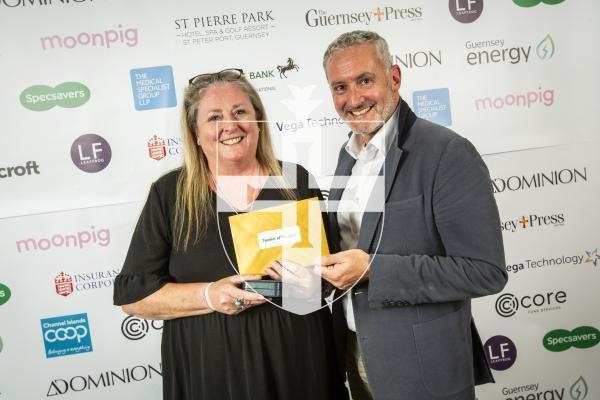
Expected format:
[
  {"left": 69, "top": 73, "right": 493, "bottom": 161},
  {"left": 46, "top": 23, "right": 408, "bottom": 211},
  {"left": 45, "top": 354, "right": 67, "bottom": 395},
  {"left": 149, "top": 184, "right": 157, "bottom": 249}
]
[
  {"left": 40, "top": 313, "right": 93, "bottom": 358},
  {"left": 40, "top": 25, "right": 138, "bottom": 50},
  {"left": 70, "top": 134, "right": 111, "bottom": 173},
  {"left": 475, "top": 86, "right": 554, "bottom": 111},
  {"left": 0, "top": 161, "right": 41, "bottom": 179},
  {"left": 449, "top": 0, "right": 483, "bottom": 23},
  {"left": 16, "top": 226, "right": 111, "bottom": 253},
  {"left": 513, "top": 0, "right": 566, "bottom": 7},
  {"left": 147, "top": 134, "right": 183, "bottom": 160},
  {"left": 394, "top": 49, "right": 442, "bottom": 69},
  {"left": 543, "top": 326, "right": 599, "bottom": 352},
  {"left": 54, "top": 269, "right": 118, "bottom": 297},
  {"left": 412, "top": 88, "right": 452, "bottom": 127},
  {"left": 305, "top": 5, "right": 423, "bottom": 28},
  {"left": 495, "top": 290, "right": 566, "bottom": 317},
  {"left": 130, "top": 66, "right": 177, "bottom": 111},
  {"left": 20, "top": 82, "right": 90, "bottom": 111},
  {"left": 492, "top": 167, "right": 587, "bottom": 194},
  {"left": 0, "top": 283, "right": 11, "bottom": 306},
  {"left": 465, "top": 34, "right": 555, "bottom": 66},
  {"left": 501, "top": 376, "right": 588, "bottom": 400},
  {"left": 484, "top": 335, "right": 517, "bottom": 371},
  {"left": 500, "top": 212, "right": 564, "bottom": 233},
  {"left": 0, "top": 0, "right": 94, "bottom": 8},
  {"left": 46, "top": 362, "right": 162, "bottom": 396},
  {"left": 174, "top": 10, "right": 275, "bottom": 46},
  {"left": 121, "top": 316, "right": 163, "bottom": 340}
]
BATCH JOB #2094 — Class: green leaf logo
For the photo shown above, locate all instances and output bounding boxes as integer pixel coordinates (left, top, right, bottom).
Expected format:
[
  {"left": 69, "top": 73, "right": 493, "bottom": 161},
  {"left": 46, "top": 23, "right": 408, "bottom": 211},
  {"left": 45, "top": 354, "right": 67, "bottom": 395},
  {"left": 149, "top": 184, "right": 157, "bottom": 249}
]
[
  {"left": 570, "top": 376, "right": 588, "bottom": 400},
  {"left": 0, "top": 283, "right": 11, "bottom": 306},
  {"left": 537, "top": 34, "right": 555, "bottom": 60},
  {"left": 513, "top": 0, "right": 566, "bottom": 7},
  {"left": 543, "top": 326, "right": 599, "bottom": 352},
  {"left": 20, "top": 82, "right": 90, "bottom": 111}
]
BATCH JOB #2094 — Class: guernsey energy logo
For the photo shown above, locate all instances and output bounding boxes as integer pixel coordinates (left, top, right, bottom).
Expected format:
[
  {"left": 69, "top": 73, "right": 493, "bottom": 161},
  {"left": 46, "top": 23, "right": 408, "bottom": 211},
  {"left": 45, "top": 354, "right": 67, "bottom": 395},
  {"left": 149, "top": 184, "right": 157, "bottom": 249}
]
[
  {"left": 543, "top": 326, "right": 599, "bottom": 352},
  {"left": 20, "top": 82, "right": 90, "bottom": 111}
]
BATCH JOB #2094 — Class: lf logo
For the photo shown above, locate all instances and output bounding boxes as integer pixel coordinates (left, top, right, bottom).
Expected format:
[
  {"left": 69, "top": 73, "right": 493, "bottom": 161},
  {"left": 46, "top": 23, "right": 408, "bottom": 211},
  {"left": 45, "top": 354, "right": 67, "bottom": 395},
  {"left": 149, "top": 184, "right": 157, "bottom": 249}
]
[
  {"left": 484, "top": 335, "right": 517, "bottom": 370},
  {"left": 121, "top": 315, "right": 162, "bottom": 340},
  {"left": 449, "top": 0, "right": 483, "bottom": 23},
  {"left": 70, "top": 134, "right": 112, "bottom": 173}
]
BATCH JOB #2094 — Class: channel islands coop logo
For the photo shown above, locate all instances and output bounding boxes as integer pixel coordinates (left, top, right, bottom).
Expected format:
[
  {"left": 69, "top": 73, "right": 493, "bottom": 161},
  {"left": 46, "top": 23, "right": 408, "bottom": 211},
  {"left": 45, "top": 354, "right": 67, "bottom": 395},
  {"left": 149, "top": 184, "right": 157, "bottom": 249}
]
[
  {"left": 20, "top": 82, "right": 90, "bottom": 111},
  {"left": 40, "top": 313, "right": 93, "bottom": 358}
]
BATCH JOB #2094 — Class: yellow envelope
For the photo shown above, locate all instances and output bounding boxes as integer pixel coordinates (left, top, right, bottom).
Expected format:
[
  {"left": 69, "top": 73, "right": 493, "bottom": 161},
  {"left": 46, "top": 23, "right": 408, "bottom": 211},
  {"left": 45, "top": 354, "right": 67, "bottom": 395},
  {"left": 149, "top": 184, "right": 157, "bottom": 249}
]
[{"left": 229, "top": 197, "right": 329, "bottom": 275}]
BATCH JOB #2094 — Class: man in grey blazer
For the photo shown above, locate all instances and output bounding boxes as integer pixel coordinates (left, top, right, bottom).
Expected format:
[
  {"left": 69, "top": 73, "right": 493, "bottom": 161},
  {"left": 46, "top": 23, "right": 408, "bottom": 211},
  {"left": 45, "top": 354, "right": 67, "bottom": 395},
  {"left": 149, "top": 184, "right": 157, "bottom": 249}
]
[{"left": 319, "top": 31, "right": 508, "bottom": 400}]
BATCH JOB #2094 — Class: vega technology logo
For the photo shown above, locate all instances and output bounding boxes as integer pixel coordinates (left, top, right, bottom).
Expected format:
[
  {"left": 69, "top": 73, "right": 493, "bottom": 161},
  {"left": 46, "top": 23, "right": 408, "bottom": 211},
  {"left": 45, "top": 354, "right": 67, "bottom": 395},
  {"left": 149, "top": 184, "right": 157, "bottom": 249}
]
[
  {"left": 20, "top": 82, "right": 90, "bottom": 111},
  {"left": 495, "top": 290, "right": 566, "bottom": 317},
  {"left": 71, "top": 134, "right": 112, "bottom": 173},
  {"left": 40, "top": 313, "right": 93, "bottom": 358},
  {"left": 543, "top": 326, "right": 599, "bottom": 352},
  {"left": 583, "top": 249, "right": 599, "bottom": 267},
  {"left": 513, "top": 0, "right": 566, "bottom": 7}
]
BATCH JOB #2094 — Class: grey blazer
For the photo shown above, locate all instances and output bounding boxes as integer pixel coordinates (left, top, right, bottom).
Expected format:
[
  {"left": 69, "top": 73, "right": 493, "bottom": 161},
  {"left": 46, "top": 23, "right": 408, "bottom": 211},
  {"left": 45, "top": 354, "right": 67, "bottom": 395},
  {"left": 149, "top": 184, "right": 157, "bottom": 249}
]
[{"left": 328, "top": 100, "right": 507, "bottom": 400}]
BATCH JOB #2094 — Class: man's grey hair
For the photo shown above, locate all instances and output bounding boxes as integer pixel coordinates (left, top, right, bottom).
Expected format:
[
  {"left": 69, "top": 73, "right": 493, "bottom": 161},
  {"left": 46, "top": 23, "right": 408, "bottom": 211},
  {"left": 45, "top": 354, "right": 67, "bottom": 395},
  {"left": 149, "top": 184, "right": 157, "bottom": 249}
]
[{"left": 322, "top": 30, "right": 393, "bottom": 71}]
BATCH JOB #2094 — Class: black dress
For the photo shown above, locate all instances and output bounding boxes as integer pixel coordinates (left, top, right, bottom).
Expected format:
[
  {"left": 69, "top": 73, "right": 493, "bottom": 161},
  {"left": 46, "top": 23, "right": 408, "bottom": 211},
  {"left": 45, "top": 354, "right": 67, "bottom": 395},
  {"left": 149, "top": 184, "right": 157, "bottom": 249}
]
[{"left": 114, "top": 165, "right": 348, "bottom": 400}]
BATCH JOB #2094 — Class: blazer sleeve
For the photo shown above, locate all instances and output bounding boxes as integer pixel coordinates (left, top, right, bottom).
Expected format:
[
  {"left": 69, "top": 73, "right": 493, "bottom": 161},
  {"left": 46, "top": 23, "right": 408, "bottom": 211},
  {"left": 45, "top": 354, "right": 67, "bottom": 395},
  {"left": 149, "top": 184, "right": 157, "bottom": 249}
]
[{"left": 367, "top": 136, "right": 508, "bottom": 305}]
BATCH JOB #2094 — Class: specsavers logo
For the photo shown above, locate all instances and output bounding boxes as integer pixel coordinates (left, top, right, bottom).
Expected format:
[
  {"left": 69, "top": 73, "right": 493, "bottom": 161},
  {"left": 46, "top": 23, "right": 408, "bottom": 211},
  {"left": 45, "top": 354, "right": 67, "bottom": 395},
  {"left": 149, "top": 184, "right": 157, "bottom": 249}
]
[
  {"left": 543, "top": 326, "right": 599, "bottom": 352},
  {"left": 20, "top": 82, "right": 90, "bottom": 111}
]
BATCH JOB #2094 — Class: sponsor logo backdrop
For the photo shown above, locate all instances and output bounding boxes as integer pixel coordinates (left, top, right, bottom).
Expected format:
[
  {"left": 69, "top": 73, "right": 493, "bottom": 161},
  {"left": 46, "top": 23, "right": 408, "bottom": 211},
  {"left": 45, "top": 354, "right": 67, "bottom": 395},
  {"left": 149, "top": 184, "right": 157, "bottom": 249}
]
[{"left": 0, "top": 0, "right": 598, "bottom": 398}]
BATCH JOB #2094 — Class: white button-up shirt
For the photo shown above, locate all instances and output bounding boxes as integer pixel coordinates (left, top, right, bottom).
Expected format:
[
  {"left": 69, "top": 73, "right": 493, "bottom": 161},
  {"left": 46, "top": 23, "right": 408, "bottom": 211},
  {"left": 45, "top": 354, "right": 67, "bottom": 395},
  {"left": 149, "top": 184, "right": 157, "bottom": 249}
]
[{"left": 338, "top": 111, "right": 398, "bottom": 331}]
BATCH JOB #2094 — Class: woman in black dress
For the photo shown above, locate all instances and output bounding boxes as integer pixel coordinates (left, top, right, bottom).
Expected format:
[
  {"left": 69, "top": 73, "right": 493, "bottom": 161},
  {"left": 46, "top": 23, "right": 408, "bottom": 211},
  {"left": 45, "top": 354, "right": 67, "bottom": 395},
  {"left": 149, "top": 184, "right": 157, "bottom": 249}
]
[{"left": 113, "top": 69, "right": 347, "bottom": 400}]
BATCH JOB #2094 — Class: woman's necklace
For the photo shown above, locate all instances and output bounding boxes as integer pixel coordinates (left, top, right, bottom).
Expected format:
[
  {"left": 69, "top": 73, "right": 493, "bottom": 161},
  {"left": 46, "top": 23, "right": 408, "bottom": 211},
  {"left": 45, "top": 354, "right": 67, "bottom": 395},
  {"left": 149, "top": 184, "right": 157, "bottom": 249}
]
[{"left": 214, "top": 163, "right": 261, "bottom": 215}]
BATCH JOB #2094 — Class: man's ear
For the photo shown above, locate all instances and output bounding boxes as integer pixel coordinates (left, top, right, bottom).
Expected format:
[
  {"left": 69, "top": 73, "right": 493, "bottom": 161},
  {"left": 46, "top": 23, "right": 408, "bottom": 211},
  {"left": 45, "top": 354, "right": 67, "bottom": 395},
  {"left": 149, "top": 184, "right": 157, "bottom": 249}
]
[{"left": 390, "top": 65, "right": 401, "bottom": 91}]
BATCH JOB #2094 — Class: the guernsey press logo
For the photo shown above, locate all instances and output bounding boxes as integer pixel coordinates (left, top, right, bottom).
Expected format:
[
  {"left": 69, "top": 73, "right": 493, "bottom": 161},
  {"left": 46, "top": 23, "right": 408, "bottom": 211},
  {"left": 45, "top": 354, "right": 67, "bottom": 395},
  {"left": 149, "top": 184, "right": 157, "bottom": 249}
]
[{"left": 305, "top": 5, "right": 422, "bottom": 27}]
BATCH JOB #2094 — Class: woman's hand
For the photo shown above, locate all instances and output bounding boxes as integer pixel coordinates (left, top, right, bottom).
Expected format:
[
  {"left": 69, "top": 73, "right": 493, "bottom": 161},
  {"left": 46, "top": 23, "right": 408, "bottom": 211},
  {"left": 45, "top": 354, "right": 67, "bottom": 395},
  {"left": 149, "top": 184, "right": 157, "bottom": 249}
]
[
  {"left": 265, "top": 260, "right": 320, "bottom": 300},
  {"left": 205, "top": 274, "right": 267, "bottom": 315}
]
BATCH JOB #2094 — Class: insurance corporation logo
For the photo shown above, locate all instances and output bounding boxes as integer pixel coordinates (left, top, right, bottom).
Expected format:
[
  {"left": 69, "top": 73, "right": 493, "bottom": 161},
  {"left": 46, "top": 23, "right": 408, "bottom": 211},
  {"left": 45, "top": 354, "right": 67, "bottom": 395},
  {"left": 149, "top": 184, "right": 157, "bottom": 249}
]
[
  {"left": 305, "top": 5, "right": 423, "bottom": 27},
  {"left": 147, "top": 134, "right": 183, "bottom": 160},
  {"left": 543, "top": 326, "right": 599, "bottom": 352},
  {"left": 41, "top": 25, "right": 138, "bottom": 50},
  {"left": 465, "top": 34, "right": 555, "bottom": 66},
  {"left": 412, "top": 88, "right": 452, "bottom": 126},
  {"left": 121, "top": 316, "right": 163, "bottom": 340},
  {"left": 71, "top": 134, "right": 112, "bottom": 173},
  {"left": 174, "top": 10, "right": 275, "bottom": 46},
  {"left": 484, "top": 335, "right": 517, "bottom": 371},
  {"left": 16, "top": 226, "right": 111, "bottom": 253},
  {"left": 54, "top": 269, "right": 118, "bottom": 297},
  {"left": 495, "top": 290, "right": 566, "bottom": 317},
  {"left": 449, "top": 0, "right": 483, "bottom": 23},
  {"left": 501, "top": 377, "right": 588, "bottom": 400},
  {"left": 513, "top": 0, "right": 566, "bottom": 7},
  {"left": 40, "top": 313, "right": 93, "bottom": 358},
  {"left": 492, "top": 167, "right": 587, "bottom": 194},
  {"left": 130, "top": 66, "right": 177, "bottom": 111},
  {"left": 47, "top": 363, "right": 162, "bottom": 396},
  {"left": 0, "top": 283, "right": 11, "bottom": 306},
  {"left": 20, "top": 82, "right": 90, "bottom": 111}
]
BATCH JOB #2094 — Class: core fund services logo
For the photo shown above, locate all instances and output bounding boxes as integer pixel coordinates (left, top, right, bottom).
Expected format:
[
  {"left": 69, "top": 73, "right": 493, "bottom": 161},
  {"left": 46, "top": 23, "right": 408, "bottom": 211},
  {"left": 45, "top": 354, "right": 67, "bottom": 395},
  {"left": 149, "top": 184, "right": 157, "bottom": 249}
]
[
  {"left": 40, "top": 313, "right": 93, "bottom": 358},
  {"left": 494, "top": 290, "right": 566, "bottom": 317}
]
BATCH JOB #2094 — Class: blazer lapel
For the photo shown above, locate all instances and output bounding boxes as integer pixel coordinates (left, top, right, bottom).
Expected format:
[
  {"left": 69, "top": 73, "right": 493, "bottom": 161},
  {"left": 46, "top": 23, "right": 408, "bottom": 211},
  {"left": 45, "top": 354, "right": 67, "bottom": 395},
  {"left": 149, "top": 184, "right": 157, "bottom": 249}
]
[{"left": 328, "top": 150, "right": 356, "bottom": 210}]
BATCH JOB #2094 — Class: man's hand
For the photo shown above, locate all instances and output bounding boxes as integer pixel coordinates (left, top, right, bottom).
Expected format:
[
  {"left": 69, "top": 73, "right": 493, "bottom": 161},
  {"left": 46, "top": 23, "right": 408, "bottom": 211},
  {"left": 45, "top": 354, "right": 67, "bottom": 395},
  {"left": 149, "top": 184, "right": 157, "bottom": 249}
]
[{"left": 319, "top": 249, "right": 370, "bottom": 291}]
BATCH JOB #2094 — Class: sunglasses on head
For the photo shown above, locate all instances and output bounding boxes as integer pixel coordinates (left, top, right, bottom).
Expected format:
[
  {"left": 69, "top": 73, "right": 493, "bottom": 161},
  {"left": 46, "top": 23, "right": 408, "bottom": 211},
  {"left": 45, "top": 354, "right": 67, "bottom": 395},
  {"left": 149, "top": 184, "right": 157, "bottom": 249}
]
[{"left": 188, "top": 68, "right": 244, "bottom": 86}]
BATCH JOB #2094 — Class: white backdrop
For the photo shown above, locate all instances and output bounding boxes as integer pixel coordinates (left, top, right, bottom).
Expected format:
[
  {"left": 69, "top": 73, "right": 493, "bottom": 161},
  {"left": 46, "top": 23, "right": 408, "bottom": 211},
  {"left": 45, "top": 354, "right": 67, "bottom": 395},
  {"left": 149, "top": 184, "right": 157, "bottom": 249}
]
[{"left": 1, "top": 0, "right": 599, "bottom": 399}]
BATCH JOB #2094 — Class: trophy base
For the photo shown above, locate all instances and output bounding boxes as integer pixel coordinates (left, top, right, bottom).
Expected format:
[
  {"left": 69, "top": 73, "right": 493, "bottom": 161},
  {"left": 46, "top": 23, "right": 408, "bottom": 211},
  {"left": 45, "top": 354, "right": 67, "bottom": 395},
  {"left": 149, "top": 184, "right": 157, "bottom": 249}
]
[{"left": 243, "top": 280, "right": 282, "bottom": 298}]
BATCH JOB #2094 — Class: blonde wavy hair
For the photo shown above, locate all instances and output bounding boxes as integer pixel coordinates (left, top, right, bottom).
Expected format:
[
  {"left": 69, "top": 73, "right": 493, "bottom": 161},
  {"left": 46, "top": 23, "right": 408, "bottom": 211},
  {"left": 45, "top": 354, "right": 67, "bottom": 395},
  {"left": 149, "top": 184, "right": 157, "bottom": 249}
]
[{"left": 174, "top": 72, "right": 293, "bottom": 250}]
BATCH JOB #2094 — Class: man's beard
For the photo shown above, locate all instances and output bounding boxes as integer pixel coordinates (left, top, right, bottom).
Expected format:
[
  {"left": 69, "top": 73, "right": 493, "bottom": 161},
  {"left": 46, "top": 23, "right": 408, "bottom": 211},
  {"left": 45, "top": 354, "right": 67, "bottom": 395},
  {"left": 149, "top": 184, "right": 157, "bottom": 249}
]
[{"left": 342, "top": 92, "right": 397, "bottom": 137}]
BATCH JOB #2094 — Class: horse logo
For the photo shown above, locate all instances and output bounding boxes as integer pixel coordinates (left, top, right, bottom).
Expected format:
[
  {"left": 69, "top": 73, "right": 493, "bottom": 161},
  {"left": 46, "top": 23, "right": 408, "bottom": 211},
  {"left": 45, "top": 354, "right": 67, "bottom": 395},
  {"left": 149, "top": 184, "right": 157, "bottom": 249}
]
[{"left": 276, "top": 58, "right": 299, "bottom": 78}]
